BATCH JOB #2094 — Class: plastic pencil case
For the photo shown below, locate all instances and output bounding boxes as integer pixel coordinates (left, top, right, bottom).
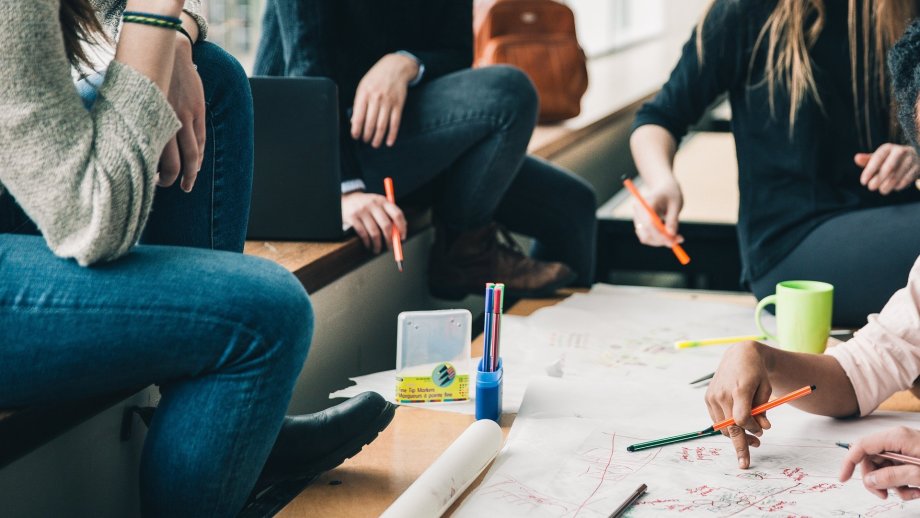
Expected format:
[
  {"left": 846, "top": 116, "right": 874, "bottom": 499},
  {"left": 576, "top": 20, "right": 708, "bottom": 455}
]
[{"left": 475, "top": 358, "right": 503, "bottom": 422}]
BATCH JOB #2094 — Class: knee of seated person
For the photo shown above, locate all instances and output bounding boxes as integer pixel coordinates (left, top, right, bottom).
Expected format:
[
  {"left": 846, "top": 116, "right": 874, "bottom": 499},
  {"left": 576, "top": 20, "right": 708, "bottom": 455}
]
[
  {"left": 193, "top": 41, "right": 252, "bottom": 110},
  {"left": 568, "top": 173, "right": 597, "bottom": 209},
  {"left": 223, "top": 257, "right": 314, "bottom": 363},
  {"left": 474, "top": 66, "right": 539, "bottom": 120}
]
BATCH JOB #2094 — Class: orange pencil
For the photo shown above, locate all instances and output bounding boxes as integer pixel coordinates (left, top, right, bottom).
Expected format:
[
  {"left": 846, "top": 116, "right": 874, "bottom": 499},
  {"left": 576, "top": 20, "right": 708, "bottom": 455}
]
[
  {"left": 627, "top": 385, "right": 817, "bottom": 452},
  {"left": 383, "top": 177, "right": 404, "bottom": 272},
  {"left": 713, "top": 385, "right": 816, "bottom": 431},
  {"left": 622, "top": 178, "right": 691, "bottom": 265}
]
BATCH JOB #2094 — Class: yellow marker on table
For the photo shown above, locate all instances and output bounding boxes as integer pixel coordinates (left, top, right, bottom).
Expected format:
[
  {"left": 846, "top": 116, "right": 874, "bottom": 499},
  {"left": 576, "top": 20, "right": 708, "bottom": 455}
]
[{"left": 674, "top": 334, "right": 767, "bottom": 350}]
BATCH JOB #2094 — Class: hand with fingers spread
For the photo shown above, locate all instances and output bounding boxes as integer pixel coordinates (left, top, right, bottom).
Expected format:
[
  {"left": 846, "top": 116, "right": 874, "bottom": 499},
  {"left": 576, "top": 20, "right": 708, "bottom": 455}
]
[
  {"left": 630, "top": 177, "right": 685, "bottom": 248},
  {"left": 840, "top": 427, "right": 920, "bottom": 501},
  {"left": 350, "top": 53, "right": 420, "bottom": 149},
  {"left": 342, "top": 192, "right": 408, "bottom": 254},
  {"left": 855, "top": 143, "right": 920, "bottom": 196},
  {"left": 159, "top": 36, "right": 205, "bottom": 192},
  {"left": 705, "top": 342, "right": 774, "bottom": 469}
]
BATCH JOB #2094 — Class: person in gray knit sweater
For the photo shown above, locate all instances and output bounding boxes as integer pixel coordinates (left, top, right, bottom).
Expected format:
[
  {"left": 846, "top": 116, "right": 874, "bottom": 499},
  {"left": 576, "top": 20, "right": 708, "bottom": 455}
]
[{"left": 0, "top": 1, "right": 393, "bottom": 516}]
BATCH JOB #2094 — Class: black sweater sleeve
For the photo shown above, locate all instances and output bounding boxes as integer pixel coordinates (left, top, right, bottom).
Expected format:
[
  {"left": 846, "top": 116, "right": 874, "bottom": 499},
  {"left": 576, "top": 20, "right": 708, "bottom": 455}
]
[
  {"left": 632, "top": 0, "right": 747, "bottom": 141},
  {"left": 405, "top": 0, "right": 474, "bottom": 83},
  {"left": 269, "top": 0, "right": 335, "bottom": 78}
]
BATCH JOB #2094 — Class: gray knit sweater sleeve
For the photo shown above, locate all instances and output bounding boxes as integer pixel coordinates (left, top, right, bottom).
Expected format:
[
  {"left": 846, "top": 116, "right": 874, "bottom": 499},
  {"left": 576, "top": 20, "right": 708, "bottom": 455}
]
[{"left": 0, "top": 0, "right": 181, "bottom": 266}]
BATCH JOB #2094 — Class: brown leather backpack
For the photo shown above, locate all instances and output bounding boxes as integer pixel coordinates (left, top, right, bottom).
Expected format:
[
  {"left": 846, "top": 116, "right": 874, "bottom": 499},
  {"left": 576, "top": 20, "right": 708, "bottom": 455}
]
[{"left": 474, "top": 0, "right": 589, "bottom": 122}]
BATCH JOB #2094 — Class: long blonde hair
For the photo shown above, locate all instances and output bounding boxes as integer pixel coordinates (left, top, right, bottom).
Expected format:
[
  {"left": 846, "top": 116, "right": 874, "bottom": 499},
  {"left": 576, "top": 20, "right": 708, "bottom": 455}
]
[{"left": 697, "top": 0, "right": 917, "bottom": 145}]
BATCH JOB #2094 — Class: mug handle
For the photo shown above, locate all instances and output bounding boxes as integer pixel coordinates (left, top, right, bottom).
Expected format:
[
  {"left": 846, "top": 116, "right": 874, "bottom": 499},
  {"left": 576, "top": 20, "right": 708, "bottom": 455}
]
[{"left": 755, "top": 294, "right": 779, "bottom": 343}]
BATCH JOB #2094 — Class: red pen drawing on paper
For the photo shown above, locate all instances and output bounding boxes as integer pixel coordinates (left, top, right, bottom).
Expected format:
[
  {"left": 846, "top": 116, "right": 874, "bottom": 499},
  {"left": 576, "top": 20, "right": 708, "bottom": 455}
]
[{"left": 456, "top": 422, "right": 912, "bottom": 518}]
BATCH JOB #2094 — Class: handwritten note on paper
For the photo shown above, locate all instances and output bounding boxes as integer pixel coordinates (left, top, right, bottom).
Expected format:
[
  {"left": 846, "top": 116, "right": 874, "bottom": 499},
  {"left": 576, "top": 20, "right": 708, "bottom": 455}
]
[
  {"left": 455, "top": 417, "right": 913, "bottom": 517},
  {"left": 454, "top": 378, "right": 920, "bottom": 517}
]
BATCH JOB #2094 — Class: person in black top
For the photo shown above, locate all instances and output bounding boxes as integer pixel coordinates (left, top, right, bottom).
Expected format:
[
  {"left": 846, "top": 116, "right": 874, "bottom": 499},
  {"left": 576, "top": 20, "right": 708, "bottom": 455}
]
[
  {"left": 631, "top": 0, "right": 920, "bottom": 326},
  {"left": 253, "top": 0, "right": 597, "bottom": 298}
]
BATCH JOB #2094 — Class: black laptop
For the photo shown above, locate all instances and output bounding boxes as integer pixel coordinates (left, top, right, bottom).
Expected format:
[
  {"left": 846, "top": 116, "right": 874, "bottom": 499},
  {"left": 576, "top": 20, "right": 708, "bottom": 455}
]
[{"left": 247, "top": 76, "right": 346, "bottom": 241}]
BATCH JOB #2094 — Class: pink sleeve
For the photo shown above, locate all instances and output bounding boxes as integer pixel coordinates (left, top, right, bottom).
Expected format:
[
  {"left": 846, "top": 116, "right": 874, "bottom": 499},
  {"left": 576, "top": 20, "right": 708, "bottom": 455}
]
[{"left": 826, "top": 257, "right": 920, "bottom": 416}]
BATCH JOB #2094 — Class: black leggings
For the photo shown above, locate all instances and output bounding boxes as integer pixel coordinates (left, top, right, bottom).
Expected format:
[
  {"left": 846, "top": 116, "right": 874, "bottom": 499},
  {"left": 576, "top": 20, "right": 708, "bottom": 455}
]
[{"left": 751, "top": 202, "right": 920, "bottom": 327}]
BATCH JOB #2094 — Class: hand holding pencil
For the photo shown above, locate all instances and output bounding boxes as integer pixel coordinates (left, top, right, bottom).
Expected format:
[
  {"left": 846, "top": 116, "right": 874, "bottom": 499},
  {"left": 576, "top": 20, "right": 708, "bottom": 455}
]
[
  {"left": 839, "top": 428, "right": 920, "bottom": 500},
  {"left": 623, "top": 177, "right": 690, "bottom": 265},
  {"left": 628, "top": 386, "right": 816, "bottom": 458},
  {"left": 383, "top": 177, "right": 405, "bottom": 272}
]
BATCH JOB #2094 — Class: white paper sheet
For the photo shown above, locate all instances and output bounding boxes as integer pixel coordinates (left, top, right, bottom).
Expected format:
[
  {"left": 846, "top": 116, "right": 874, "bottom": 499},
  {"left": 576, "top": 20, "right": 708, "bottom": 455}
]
[
  {"left": 455, "top": 378, "right": 920, "bottom": 517},
  {"left": 331, "top": 285, "right": 772, "bottom": 414},
  {"left": 457, "top": 418, "right": 917, "bottom": 517},
  {"left": 514, "top": 377, "right": 920, "bottom": 441}
]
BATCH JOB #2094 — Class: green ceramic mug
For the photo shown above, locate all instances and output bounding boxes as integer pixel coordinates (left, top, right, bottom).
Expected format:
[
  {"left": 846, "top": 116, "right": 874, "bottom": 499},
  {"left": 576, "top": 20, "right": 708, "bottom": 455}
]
[{"left": 755, "top": 280, "right": 834, "bottom": 354}]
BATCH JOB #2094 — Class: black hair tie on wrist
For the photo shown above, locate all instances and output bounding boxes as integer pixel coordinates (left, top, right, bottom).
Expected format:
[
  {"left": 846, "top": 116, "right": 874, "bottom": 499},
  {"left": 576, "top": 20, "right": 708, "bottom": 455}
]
[{"left": 177, "top": 26, "right": 195, "bottom": 46}]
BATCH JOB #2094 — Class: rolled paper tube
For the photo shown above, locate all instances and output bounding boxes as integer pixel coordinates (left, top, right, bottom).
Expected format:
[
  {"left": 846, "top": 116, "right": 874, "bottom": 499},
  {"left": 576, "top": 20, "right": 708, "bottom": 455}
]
[{"left": 380, "top": 419, "right": 503, "bottom": 518}]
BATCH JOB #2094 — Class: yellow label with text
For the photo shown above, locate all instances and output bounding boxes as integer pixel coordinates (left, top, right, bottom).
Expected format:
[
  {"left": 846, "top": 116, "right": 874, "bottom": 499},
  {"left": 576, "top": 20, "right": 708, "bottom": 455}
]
[{"left": 396, "top": 374, "right": 469, "bottom": 403}]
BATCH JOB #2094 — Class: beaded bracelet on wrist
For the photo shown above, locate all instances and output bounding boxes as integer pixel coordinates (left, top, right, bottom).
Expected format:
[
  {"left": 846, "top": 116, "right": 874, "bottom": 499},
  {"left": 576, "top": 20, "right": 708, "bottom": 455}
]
[{"left": 122, "top": 11, "right": 183, "bottom": 32}]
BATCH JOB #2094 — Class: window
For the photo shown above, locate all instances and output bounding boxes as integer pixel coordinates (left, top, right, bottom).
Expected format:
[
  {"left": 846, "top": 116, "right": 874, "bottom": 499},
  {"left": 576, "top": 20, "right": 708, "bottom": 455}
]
[
  {"left": 567, "top": 0, "right": 665, "bottom": 57},
  {"left": 202, "top": 0, "right": 264, "bottom": 71}
]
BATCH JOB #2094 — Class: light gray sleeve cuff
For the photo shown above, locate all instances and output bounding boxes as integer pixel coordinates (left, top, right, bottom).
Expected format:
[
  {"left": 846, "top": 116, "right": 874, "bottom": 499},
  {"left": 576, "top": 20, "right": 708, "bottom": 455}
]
[
  {"left": 341, "top": 179, "right": 367, "bottom": 194},
  {"left": 182, "top": 0, "right": 208, "bottom": 40},
  {"left": 395, "top": 51, "right": 425, "bottom": 87}
]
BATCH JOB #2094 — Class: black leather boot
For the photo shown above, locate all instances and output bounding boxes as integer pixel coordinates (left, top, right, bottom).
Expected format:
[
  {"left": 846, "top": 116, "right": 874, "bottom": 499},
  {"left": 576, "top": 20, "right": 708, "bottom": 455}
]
[{"left": 253, "top": 392, "right": 396, "bottom": 494}]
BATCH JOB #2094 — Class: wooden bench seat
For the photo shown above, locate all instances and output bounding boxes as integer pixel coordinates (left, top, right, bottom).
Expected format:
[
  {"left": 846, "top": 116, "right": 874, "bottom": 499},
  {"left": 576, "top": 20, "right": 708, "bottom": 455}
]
[{"left": 245, "top": 210, "right": 430, "bottom": 294}]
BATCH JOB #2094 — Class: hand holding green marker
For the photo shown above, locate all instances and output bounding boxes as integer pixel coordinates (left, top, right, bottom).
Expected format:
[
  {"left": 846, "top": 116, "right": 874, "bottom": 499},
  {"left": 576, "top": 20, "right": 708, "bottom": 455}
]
[{"left": 628, "top": 385, "right": 817, "bottom": 452}]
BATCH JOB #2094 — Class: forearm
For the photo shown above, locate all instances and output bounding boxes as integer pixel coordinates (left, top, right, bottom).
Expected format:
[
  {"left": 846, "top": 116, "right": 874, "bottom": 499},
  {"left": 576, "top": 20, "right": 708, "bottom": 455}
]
[
  {"left": 630, "top": 125, "right": 678, "bottom": 186},
  {"left": 758, "top": 343, "right": 860, "bottom": 418},
  {"left": 114, "top": 0, "right": 183, "bottom": 92}
]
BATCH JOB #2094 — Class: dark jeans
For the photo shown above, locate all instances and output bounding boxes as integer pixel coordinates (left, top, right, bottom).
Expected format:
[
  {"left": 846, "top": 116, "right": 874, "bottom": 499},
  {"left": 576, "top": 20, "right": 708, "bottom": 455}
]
[
  {"left": 75, "top": 42, "right": 255, "bottom": 252},
  {"left": 751, "top": 202, "right": 920, "bottom": 327},
  {"left": 0, "top": 42, "right": 311, "bottom": 517},
  {"left": 255, "top": 0, "right": 598, "bottom": 284},
  {"left": 354, "top": 67, "right": 597, "bottom": 285}
]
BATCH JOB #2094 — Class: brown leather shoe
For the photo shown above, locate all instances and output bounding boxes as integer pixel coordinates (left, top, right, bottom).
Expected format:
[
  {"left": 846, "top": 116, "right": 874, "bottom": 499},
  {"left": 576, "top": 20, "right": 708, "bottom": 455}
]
[{"left": 428, "top": 223, "right": 577, "bottom": 299}]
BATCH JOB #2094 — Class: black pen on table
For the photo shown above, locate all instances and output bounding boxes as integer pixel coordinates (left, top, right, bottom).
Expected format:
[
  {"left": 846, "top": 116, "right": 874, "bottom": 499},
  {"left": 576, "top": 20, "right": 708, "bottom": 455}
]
[{"left": 609, "top": 483, "right": 646, "bottom": 518}]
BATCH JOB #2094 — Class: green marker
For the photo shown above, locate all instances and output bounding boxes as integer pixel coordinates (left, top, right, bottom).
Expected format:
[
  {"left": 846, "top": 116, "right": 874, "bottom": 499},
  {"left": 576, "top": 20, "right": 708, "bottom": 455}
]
[{"left": 627, "top": 428, "right": 722, "bottom": 452}]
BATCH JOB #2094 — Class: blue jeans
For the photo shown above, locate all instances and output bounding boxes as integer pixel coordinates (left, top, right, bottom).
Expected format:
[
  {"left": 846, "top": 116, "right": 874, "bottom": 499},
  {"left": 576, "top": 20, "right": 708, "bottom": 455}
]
[
  {"left": 255, "top": 1, "right": 597, "bottom": 285},
  {"left": 355, "top": 67, "right": 598, "bottom": 285},
  {"left": 0, "top": 43, "right": 312, "bottom": 517},
  {"left": 76, "top": 42, "right": 254, "bottom": 253}
]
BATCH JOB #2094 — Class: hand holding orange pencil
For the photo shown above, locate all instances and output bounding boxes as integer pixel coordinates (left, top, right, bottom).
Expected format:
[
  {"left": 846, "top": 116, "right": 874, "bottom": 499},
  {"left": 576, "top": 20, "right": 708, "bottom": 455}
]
[
  {"left": 712, "top": 385, "right": 816, "bottom": 431},
  {"left": 623, "top": 178, "right": 690, "bottom": 265},
  {"left": 383, "top": 177, "right": 405, "bottom": 272}
]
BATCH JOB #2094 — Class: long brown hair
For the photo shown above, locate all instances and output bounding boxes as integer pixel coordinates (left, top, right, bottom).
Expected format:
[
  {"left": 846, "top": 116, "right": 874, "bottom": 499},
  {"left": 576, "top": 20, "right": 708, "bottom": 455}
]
[
  {"left": 59, "top": 0, "right": 107, "bottom": 69},
  {"left": 697, "top": 0, "right": 917, "bottom": 145}
]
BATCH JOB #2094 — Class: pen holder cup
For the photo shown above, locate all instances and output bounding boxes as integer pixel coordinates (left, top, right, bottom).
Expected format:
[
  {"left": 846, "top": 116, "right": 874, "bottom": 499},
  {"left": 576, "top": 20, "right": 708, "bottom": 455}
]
[{"left": 475, "top": 358, "right": 503, "bottom": 422}]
